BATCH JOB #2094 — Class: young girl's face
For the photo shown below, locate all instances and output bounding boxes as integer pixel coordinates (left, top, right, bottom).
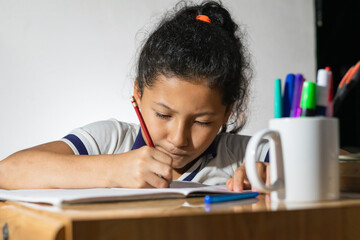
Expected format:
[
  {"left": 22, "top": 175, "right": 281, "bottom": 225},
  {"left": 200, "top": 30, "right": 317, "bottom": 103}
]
[{"left": 134, "top": 75, "right": 232, "bottom": 172}]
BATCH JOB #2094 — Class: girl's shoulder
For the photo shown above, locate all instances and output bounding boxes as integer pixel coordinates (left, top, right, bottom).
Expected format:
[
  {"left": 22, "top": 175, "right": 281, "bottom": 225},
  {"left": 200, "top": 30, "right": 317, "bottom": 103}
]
[
  {"left": 214, "top": 132, "right": 268, "bottom": 162},
  {"left": 215, "top": 133, "right": 252, "bottom": 151},
  {"left": 62, "top": 119, "right": 140, "bottom": 155},
  {"left": 80, "top": 119, "right": 140, "bottom": 135}
]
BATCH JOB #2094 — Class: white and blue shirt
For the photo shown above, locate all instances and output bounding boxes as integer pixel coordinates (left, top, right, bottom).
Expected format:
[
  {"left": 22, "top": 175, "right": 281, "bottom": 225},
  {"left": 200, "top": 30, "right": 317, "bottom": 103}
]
[{"left": 61, "top": 119, "right": 269, "bottom": 185}]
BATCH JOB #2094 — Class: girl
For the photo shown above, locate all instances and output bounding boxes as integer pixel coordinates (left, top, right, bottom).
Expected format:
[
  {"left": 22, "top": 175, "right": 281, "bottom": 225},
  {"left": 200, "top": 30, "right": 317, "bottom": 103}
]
[{"left": 0, "top": 1, "right": 269, "bottom": 191}]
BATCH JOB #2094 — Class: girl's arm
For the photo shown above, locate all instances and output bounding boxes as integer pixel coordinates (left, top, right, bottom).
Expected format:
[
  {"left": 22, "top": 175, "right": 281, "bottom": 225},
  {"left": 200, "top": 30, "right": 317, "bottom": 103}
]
[{"left": 0, "top": 141, "right": 172, "bottom": 190}]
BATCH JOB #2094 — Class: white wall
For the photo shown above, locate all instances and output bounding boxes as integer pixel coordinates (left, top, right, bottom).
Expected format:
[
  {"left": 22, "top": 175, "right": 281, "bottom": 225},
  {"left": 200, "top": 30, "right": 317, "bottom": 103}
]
[{"left": 0, "top": 0, "right": 316, "bottom": 159}]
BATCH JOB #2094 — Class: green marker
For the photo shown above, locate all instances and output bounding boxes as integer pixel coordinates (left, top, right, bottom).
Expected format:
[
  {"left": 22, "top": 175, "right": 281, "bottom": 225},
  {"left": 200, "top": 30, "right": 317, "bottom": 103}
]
[
  {"left": 300, "top": 81, "right": 317, "bottom": 117},
  {"left": 274, "top": 78, "right": 282, "bottom": 118}
]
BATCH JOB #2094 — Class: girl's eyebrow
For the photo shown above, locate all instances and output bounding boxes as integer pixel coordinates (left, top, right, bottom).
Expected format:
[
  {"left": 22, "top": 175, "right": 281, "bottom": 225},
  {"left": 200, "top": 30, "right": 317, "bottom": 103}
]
[
  {"left": 155, "top": 102, "right": 173, "bottom": 110},
  {"left": 154, "top": 102, "right": 217, "bottom": 116}
]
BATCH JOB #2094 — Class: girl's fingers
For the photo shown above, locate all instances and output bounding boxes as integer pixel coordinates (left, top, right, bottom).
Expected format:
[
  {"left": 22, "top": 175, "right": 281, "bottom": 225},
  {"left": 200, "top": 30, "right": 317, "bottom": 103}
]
[
  {"left": 252, "top": 162, "right": 268, "bottom": 191},
  {"left": 130, "top": 147, "right": 173, "bottom": 188},
  {"left": 145, "top": 172, "right": 172, "bottom": 188},
  {"left": 230, "top": 162, "right": 269, "bottom": 192},
  {"left": 226, "top": 178, "right": 233, "bottom": 190},
  {"left": 232, "top": 165, "right": 250, "bottom": 192},
  {"left": 265, "top": 163, "right": 271, "bottom": 186},
  {"left": 256, "top": 162, "right": 266, "bottom": 182},
  {"left": 152, "top": 148, "right": 173, "bottom": 166},
  {"left": 147, "top": 156, "right": 173, "bottom": 184},
  {"left": 151, "top": 148, "right": 173, "bottom": 183}
]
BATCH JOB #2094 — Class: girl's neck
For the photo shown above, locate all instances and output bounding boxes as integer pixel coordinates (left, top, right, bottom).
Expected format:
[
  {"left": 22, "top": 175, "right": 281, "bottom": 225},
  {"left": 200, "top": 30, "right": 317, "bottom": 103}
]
[
  {"left": 172, "top": 159, "right": 197, "bottom": 180},
  {"left": 172, "top": 170, "right": 183, "bottom": 180}
]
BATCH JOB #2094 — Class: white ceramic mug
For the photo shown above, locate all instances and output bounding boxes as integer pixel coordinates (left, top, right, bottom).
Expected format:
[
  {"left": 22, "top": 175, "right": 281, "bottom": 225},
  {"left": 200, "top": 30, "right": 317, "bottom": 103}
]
[{"left": 245, "top": 117, "right": 339, "bottom": 202}]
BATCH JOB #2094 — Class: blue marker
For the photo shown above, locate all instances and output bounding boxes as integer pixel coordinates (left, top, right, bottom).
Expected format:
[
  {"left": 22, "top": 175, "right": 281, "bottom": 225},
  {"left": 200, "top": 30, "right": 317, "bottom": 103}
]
[
  {"left": 282, "top": 73, "right": 295, "bottom": 117},
  {"left": 204, "top": 192, "right": 259, "bottom": 204},
  {"left": 290, "top": 73, "right": 304, "bottom": 117}
]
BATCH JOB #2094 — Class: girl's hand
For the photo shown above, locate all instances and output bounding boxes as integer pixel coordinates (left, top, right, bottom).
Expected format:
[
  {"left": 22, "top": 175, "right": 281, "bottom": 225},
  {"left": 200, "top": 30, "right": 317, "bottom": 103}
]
[
  {"left": 111, "top": 146, "right": 173, "bottom": 189},
  {"left": 226, "top": 162, "right": 270, "bottom": 192}
]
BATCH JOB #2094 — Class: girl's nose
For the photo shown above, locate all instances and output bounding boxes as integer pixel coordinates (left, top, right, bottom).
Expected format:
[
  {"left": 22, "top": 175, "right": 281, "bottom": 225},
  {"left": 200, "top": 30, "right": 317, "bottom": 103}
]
[{"left": 167, "top": 120, "right": 189, "bottom": 148}]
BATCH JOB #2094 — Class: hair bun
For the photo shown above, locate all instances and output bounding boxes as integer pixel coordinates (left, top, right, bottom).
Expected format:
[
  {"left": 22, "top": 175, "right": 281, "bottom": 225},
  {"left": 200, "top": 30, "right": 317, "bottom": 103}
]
[{"left": 198, "top": 1, "right": 238, "bottom": 41}]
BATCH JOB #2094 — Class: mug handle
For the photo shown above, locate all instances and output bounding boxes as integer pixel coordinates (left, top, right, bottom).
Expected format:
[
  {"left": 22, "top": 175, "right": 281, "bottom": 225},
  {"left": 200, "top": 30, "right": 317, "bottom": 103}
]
[{"left": 245, "top": 129, "right": 285, "bottom": 193}]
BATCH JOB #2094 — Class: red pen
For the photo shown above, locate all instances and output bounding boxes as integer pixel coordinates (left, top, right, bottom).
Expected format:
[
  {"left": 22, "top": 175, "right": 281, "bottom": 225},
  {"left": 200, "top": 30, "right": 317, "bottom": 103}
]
[{"left": 131, "top": 96, "right": 154, "bottom": 147}]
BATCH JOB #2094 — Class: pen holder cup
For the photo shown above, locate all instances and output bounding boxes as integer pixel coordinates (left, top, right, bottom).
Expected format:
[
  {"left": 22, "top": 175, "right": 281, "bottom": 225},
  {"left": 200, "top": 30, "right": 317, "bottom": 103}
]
[{"left": 245, "top": 117, "right": 339, "bottom": 202}]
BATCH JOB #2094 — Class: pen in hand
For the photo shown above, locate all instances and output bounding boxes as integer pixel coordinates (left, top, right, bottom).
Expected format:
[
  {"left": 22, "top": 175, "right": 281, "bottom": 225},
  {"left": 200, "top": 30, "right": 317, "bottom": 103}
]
[
  {"left": 131, "top": 96, "right": 154, "bottom": 147},
  {"left": 131, "top": 96, "right": 169, "bottom": 183}
]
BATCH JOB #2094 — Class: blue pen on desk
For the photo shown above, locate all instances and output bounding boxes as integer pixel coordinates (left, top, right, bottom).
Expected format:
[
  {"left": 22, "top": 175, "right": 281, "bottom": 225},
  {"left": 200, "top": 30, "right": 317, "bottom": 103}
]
[{"left": 204, "top": 192, "right": 259, "bottom": 204}]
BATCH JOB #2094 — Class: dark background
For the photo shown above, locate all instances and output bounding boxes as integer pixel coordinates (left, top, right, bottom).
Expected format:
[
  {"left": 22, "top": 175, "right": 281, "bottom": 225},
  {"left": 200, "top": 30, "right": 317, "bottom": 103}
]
[
  {"left": 315, "top": 0, "right": 360, "bottom": 151},
  {"left": 316, "top": 0, "right": 359, "bottom": 91}
]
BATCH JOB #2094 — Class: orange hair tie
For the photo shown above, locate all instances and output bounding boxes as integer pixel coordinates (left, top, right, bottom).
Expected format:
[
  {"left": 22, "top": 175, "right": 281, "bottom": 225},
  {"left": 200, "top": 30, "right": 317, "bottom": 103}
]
[{"left": 196, "top": 15, "right": 211, "bottom": 23}]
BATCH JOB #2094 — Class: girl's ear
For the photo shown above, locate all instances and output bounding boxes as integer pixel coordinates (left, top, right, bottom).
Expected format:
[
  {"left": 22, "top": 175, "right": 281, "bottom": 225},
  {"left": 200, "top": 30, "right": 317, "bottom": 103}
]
[
  {"left": 223, "top": 103, "right": 234, "bottom": 124},
  {"left": 133, "top": 79, "right": 142, "bottom": 107}
]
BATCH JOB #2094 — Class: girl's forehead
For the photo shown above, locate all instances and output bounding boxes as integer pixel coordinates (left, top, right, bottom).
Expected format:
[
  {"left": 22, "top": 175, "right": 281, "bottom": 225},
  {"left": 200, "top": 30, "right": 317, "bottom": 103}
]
[
  {"left": 142, "top": 75, "right": 227, "bottom": 111},
  {"left": 148, "top": 75, "right": 215, "bottom": 95},
  {"left": 152, "top": 74, "right": 208, "bottom": 87}
]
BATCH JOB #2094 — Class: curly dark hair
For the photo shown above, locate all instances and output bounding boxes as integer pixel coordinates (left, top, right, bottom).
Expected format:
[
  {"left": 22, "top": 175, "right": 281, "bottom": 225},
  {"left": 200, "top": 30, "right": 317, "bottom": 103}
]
[{"left": 136, "top": 0, "right": 252, "bottom": 133}]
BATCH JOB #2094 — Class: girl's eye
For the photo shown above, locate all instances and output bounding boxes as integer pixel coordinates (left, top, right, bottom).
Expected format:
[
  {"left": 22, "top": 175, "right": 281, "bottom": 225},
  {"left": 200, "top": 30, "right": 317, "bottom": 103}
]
[
  {"left": 155, "top": 112, "right": 171, "bottom": 119},
  {"left": 155, "top": 112, "right": 211, "bottom": 126},
  {"left": 195, "top": 121, "right": 211, "bottom": 127}
]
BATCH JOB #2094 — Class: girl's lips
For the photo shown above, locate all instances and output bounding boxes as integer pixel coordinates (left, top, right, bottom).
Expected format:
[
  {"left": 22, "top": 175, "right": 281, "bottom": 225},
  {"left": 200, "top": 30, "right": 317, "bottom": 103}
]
[
  {"left": 167, "top": 150, "right": 188, "bottom": 157},
  {"left": 157, "top": 146, "right": 188, "bottom": 157}
]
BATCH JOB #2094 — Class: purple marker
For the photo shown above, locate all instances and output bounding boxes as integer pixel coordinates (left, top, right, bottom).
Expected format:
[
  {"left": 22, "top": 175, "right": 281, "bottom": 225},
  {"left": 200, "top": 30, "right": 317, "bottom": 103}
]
[{"left": 290, "top": 74, "right": 304, "bottom": 117}]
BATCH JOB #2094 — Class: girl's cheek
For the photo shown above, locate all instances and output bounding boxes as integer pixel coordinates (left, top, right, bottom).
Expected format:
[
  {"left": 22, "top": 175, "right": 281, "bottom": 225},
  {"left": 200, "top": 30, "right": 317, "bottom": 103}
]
[
  {"left": 190, "top": 127, "right": 215, "bottom": 149},
  {"left": 149, "top": 118, "right": 168, "bottom": 140}
]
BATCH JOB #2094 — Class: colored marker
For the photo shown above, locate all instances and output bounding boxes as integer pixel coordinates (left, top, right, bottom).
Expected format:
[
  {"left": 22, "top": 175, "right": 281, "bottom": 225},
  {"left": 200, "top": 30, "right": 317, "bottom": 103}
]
[
  {"left": 204, "top": 192, "right": 259, "bottom": 204},
  {"left": 325, "top": 67, "right": 333, "bottom": 117},
  {"left": 300, "top": 81, "right": 317, "bottom": 117},
  {"left": 282, "top": 73, "right": 295, "bottom": 117},
  {"left": 316, "top": 69, "right": 331, "bottom": 116},
  {"left": 274, "top": 78, "right": 282, "bottom": 118},
  {"left": 290, "top": 73, "right": 304, "bottom": 117},
  {"left": 131, "top": 96, "right": 154, "bottom": 147}
]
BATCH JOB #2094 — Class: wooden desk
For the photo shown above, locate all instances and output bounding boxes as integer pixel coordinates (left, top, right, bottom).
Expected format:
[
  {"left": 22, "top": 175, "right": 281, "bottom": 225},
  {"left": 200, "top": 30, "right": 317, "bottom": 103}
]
[{"left": 1, "top": 193, "right": 360, "bottom": 240}]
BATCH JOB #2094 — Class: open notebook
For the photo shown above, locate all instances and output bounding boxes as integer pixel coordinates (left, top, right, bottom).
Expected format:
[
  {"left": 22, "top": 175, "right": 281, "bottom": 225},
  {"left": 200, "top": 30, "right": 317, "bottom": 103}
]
[{"left": 0, "top": 181, "right": 246, "bottom": 206}]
